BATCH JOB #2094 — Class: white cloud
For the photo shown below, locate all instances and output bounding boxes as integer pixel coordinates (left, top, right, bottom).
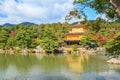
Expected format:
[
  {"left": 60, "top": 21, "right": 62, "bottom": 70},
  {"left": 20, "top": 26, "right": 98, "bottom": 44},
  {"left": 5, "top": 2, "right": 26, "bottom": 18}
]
[
  {"left": 0, "top": 0, "right": 74, "bottom": 24},
  {"left": 95, "top": 14, "right": 108, "bottom": 21}
]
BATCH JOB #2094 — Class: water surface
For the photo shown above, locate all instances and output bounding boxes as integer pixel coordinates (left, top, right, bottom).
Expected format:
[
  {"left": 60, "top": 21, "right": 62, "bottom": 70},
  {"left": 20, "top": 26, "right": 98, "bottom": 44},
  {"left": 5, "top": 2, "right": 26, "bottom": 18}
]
[{"left": 0, "top": 54, "right": 119, "bottom": 80}]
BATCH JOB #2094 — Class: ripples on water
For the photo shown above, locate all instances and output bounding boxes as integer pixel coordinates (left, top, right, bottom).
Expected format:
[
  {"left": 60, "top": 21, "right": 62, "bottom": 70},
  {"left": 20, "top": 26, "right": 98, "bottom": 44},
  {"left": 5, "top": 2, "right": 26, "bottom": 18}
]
[{"left": 0, "top": 54, "right": 119, "bottom": 80}]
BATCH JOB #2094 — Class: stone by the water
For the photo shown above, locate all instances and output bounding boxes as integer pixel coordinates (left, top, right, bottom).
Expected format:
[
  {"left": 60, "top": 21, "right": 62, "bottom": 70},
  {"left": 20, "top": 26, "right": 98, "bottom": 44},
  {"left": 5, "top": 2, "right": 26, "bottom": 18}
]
[{"left": 107, "top": 58, "right": 120, "bottom": 64}]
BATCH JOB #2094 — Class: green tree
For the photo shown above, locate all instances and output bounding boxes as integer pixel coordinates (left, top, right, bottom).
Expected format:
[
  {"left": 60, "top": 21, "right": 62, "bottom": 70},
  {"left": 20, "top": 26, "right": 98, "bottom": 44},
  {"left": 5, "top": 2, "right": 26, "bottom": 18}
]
[
  {"left": 40, "top": 37, "right": 58, "bottom": 53},
  {"left": 15, "top": 30, "right": 36, "bottom": 48},
  {"left": 80, "top": 34, "right": 98, "bottom": 48},
  {"left": 71, "top": 45, "right": 78, "bottom": 51},
  {"left": 40, "top": 31, "right": 58, "bottom": 53},
  {"left": 73, "top": 0, "right": 120, "bottom": 19},
  {"left": 89, "top": 18, "right": 104, "bottom": 33},
  {"left": 105, "top": 32, "right": 120, "bottom": 56},
  {"left": 0, "top": 29, "right": 9, "bottom": 49},
  {"left": 0, "top": 22, "right": 69, "bottom": 51},
  {"left": 6, "top": 38, "right": 15, "bottom": 48}
]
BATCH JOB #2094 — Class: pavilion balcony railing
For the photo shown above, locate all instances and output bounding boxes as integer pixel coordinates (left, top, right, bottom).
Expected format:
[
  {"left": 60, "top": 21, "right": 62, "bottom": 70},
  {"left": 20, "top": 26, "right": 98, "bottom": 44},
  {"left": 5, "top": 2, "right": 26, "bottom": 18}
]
[{"left": 69, "top": 31, "right": 84, "bottom": 33}]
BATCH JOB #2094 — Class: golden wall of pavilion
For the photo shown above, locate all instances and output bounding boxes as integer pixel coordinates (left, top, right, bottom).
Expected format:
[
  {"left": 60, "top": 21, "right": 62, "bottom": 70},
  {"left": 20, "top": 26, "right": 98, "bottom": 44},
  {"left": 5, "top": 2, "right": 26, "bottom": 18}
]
[
  {"left": 65, "top": 34, "right": 83, "bottom": 40},
  {"left": 65, "top": 24, "right": 88, "bottom": 41}
]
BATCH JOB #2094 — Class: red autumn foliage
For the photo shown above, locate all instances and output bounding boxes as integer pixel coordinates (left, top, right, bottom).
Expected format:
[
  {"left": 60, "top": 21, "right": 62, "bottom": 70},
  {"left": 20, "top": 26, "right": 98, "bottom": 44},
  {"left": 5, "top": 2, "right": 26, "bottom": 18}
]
[
  {"left": 109, "top": 32, "right": 115, "bottom": 39},
  {"left": 10, "top": 31, "right": 16, "bottom": 38},
  {"left": 97, "top": 33, "right": 108, "bottom": 45}
]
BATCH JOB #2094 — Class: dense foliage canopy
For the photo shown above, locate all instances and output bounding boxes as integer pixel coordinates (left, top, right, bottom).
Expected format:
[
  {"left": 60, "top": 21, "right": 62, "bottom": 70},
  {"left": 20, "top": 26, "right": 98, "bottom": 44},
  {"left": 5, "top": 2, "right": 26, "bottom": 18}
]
[
  {"left": 0, "top": 22, "right": 69, "bottom": 53},
  {"left": 0, "top": 21, "right": 120, "bottom": 55},
  {"left": 105, "top": 32, "right": 120, "bottom": 56}
]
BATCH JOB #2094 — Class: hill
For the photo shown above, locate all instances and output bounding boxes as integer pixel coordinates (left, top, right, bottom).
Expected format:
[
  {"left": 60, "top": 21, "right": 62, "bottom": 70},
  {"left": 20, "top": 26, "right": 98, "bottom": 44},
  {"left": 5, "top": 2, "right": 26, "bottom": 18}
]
[{"left": 1, "top": 22, "right": 38, "bottom": 27}]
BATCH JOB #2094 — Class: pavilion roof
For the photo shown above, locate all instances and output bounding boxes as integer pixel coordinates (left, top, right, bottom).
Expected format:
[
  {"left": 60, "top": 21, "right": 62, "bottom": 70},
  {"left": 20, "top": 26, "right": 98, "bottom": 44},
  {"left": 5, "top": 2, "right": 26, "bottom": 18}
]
[
  {"left": 66, "top": 32, "right": 87, "bottom": 35},
  {"left": 68, "top": 24, "right": 88, "bottom": 29}
]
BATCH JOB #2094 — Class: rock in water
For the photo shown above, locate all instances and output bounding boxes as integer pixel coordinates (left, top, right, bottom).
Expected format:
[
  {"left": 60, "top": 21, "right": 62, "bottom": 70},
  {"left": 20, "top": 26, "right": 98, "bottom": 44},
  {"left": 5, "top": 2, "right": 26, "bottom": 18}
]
[{"left": 107, "top": 58, "right": 120, "bottom": 64}]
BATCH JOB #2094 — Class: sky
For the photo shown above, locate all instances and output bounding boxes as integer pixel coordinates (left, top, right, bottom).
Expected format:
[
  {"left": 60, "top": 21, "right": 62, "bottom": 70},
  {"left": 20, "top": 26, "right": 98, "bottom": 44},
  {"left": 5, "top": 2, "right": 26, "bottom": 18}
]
[{"left": 0, "top": 0, "right": 98, "bottom": 24}]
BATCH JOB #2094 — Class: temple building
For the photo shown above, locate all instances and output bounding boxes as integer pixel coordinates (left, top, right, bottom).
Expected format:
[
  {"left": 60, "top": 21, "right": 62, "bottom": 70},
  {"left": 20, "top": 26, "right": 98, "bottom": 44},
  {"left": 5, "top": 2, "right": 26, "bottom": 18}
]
[{"left": 64, "top": 24, "right": 88, "bottom": 45}]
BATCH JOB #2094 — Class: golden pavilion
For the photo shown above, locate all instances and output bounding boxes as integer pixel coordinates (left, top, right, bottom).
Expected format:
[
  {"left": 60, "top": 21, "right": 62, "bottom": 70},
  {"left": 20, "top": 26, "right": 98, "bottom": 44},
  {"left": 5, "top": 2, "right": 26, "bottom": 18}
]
[{"left": 64, "top": 24, "right": 88, "bottom": 45}]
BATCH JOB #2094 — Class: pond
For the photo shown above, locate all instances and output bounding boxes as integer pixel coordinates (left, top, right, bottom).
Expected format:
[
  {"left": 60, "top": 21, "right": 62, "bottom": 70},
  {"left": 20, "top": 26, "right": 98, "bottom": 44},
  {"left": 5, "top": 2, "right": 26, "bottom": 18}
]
[{"left": 0, "top": 54, "right": 120, "bottom": 80}]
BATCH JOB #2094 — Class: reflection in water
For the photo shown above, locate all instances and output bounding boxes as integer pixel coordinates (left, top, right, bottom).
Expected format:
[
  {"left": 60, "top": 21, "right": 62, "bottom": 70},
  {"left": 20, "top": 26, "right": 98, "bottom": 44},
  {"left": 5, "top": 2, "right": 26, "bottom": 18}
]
[
  {"left": 0, "top": 54, "right": 119, "bottom": 80},
  {"left": 66, "top": 54, "right": 89, "bottom": 73}
]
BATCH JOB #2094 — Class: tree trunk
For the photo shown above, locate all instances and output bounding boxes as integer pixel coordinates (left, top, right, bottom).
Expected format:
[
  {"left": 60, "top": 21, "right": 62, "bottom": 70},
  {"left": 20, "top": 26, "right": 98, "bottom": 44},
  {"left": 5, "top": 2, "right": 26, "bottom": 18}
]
[{"left": 110, "top": 0, "right": 120, "bottom": 18}]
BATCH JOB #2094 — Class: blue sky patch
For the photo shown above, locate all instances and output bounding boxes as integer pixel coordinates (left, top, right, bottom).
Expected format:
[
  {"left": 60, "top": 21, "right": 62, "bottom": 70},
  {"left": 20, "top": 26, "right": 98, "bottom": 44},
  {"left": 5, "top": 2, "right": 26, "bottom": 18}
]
[
  {"left": 15, "top": 0, "right": 23, "bottom": 3},
  {"left": 0, "top": 13, "right": 8, "bottom": 18},
  {"left": 15, "top": 0, "right": 19, "bottom": 3},
  {"left": 0, "top": 0, "right": 4, "bottom": 5},
  {"left": 73, "top": 4, "right": 97, "bottom": 20},
  {"left": 84, "top": 7, "right": 97, "bottom": 20}
]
